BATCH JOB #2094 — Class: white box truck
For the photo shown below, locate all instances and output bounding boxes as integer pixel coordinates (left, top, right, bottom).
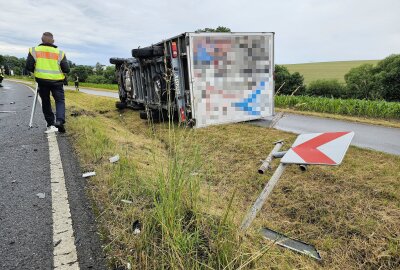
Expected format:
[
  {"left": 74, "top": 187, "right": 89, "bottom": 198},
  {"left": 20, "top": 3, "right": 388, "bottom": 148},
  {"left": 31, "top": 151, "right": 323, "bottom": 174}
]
[{"left": 110, "top": 32, "right": 275, "bottom": 128}]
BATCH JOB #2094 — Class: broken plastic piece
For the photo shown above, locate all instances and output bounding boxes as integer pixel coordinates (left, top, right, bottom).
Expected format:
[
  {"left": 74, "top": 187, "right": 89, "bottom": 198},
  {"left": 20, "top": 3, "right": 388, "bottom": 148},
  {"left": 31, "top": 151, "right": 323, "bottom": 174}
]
[
  {"left": 121, "top": 199, "right": 133, "bottom": 204},
  {"left": 109, "top": 154, "right": 120, "bottom": 163},
  {"left": 82, "top": 171, "right": 96, "bottom": 178},
  {"left": 36, "top": 193, "right": 45, "bottom": 199},
  {"left": 261, "top": 227, "right": 322, "bottom": 261},
  {"left": 132, "top": 220, "right": 142, "bottom": 235}
]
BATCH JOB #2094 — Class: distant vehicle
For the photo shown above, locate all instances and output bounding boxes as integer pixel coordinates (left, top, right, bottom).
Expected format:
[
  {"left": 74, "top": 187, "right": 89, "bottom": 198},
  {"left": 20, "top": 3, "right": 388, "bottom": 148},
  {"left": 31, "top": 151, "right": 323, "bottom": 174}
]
[{"left": 110, "top": 32, "right": 275, "bottom": 128}]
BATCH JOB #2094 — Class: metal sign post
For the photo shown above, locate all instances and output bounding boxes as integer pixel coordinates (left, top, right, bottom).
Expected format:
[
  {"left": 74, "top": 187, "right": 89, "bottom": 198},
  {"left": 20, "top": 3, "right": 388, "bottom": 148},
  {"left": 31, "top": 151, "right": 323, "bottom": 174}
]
[
  {"left": 241, "top": 162, "right": 287, "bottom": 231},
  {"left": 241, "top": 132, "right": 355, "bottom": 259},
  {"left": 29, "top": 83, "right": 39, "bottom": 128}
]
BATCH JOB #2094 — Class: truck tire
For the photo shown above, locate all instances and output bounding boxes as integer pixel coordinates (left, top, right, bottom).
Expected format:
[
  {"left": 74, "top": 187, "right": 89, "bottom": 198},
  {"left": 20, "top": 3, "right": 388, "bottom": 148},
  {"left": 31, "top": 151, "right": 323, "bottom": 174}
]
[
  {"left": 109, "top": 58, "right": 126, "bottom": 65},
  {"left": 132, "top": 46, "right": 164, "bottom": 58},
  {"left": 116, "top": 101, "right": 127, "bottom": 109},
  {"left": 139, "top": 110, "right": 148, "bottom": 120}
]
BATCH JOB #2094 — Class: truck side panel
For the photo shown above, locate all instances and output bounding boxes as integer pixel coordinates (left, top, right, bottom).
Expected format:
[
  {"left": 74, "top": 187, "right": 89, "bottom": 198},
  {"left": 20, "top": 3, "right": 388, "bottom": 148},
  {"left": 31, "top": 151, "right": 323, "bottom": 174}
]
[{"left": 187, "top": 33, "right": 274, "bottom": 128}]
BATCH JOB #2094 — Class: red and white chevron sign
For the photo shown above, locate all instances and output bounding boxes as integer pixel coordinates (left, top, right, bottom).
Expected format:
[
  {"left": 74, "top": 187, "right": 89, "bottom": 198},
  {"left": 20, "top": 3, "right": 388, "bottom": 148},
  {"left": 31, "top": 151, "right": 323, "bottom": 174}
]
[{"left": 281, "top": 132, "right": 355, "bottom": 165}]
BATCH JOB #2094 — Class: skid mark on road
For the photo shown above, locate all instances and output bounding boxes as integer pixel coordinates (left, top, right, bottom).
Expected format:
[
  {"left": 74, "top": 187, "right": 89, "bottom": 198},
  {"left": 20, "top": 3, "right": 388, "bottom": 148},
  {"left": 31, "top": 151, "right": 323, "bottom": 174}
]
[{"left": 24, "top": 83, "right": 80, "bottom": 269}]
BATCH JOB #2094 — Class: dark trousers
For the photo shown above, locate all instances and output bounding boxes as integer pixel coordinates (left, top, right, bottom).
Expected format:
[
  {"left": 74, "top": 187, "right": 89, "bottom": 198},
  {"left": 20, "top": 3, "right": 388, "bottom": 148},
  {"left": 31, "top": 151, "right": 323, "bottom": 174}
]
[{"left": 38, "top": 82, "right": 65, "bottom": 126}]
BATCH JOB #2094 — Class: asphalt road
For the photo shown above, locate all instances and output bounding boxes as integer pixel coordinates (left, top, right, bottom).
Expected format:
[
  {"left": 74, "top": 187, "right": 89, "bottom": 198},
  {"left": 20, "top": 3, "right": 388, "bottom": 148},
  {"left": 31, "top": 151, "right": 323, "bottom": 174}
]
[
  {"left": 64, "top": 86, "right": 400, "bottom": 156},
  {"left": 253, "top": 113, "right": 400, "bottom": 155},
  {"left": 0, "top": 80, "right": 107, "bottom": 269}
]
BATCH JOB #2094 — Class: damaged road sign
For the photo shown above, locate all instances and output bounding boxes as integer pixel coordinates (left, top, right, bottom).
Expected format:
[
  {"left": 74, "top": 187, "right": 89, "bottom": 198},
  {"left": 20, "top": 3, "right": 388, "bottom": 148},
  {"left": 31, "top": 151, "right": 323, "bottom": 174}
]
[{"left": 281, "top": 131, "right": 354, "bottom": 165}]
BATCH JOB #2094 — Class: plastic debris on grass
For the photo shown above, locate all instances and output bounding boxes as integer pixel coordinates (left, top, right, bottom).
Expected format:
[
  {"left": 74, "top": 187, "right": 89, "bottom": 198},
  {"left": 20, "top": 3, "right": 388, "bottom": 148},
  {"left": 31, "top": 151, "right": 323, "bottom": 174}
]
[{"left": 82, "top": 171, "right": 96, "bottom": 178}]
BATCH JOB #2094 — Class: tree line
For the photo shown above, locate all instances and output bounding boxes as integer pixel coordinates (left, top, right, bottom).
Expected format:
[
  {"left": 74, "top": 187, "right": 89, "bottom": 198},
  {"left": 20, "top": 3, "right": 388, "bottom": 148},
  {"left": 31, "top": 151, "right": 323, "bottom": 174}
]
[
  {"left": 275, "top": 54, "right": 400, "bottom": 102},
  {"left": 0, "top": 54, "right": 116, "bottom": 84}
]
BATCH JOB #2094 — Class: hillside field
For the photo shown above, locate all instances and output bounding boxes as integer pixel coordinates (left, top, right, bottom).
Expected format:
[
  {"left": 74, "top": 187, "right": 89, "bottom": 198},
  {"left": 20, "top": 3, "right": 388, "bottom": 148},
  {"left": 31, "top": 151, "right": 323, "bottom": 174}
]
[{"left": 284, "top": 60, "right": 379, "bottom": 84}]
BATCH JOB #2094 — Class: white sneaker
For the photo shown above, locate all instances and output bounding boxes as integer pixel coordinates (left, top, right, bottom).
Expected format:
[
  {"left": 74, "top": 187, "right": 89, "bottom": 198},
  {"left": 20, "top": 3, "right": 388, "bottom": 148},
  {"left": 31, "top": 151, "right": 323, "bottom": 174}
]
[{"left": 45, "top": 125, "right": 59, "bottom": 134}]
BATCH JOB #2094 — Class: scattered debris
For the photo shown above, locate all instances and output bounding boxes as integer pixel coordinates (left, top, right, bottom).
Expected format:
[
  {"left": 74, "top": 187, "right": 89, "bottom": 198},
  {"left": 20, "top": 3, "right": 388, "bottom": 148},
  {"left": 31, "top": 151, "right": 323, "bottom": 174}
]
[
  {"left": 54, "top": 239, "right": 62, "bottom": 247},
  {"left": 261, "top": 227, "right": 322, "bottom": 261},
  {"left": 70, "top": 110, "right": 96, "bottom": 117},
  {"left": 109, "top": 154, "right": 120, "bottom": 163},
  {"left": 121, "top": 199, "right": 133, "bottom": 204},
  {"left": 132, "top": 220, "right": 142, "bottom": 235},
  {"left": 36, "top": 193, "right": 45, "bottom": 199},
  {"left": 82, "top": 171, "right": 96, "bottom": 178}
]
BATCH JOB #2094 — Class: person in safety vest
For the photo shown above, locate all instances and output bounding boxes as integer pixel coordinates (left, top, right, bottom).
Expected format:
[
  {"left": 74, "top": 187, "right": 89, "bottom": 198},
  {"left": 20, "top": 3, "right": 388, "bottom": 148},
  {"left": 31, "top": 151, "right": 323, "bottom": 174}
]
[
  {"left": 26, "top": 32, "right": 70, "bottom": 133},
  {"left": 74, "top": 75, "right": 79, "bottom": 91},
  {"left": 0, "top": 66, "right": 4, "bottom": 87}
]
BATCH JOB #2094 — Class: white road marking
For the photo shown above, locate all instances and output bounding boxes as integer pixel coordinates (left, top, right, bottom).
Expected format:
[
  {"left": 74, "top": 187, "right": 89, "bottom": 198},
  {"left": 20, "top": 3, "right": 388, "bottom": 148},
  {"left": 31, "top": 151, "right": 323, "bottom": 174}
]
[
  {"left": 48, "top": 131, "right": 80, "bottom": 269},
  {"left": 23, "top": 83, "right": 80, "bottom": 269}
]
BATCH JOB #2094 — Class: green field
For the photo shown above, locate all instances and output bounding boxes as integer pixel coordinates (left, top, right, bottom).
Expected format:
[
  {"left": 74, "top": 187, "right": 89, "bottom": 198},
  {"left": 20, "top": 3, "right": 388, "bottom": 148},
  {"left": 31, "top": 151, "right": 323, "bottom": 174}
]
[{"left": 284, "top": 60, "right": 380, "bottom": 84}]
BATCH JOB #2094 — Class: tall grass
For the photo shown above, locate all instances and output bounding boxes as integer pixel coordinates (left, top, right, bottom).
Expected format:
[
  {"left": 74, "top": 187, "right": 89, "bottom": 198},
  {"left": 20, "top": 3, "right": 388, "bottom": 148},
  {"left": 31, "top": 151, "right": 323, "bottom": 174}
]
[
  {"left": 276, "top": 95, "right": 400, "bottom": 119},
  {"left": 132, "top": 52, "right": 257, "bottom": 269}
]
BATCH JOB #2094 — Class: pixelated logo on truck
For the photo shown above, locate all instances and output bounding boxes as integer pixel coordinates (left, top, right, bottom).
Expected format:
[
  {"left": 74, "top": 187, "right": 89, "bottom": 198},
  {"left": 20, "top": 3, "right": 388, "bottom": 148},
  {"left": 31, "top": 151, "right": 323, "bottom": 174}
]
[{"left": 191, "top": 34, "right": 273, "bottom": 127}]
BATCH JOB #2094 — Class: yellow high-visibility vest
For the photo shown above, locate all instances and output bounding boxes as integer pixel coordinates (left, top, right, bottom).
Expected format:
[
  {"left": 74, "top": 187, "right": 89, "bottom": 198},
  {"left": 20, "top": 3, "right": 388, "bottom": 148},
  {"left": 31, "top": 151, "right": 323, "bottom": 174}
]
[{"left": 30, "top": 46, "right": 65, "bottom": 80}]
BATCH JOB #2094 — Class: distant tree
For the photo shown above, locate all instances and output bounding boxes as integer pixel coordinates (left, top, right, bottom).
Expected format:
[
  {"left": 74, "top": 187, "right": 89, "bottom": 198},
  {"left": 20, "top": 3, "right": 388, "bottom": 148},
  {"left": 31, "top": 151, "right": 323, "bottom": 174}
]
[
  {"left": 69, "top": 65, "right": 93, "bottom": 82},
  {"left": 345, "top": 64, "right": 380, "bottom": 99},
  {"left": 343, "top": 54, "right": 400, "bottom": 101},
  {"left": 274, "top": 65, "right": 305, "bottom": 95},
  {"left": 103, "top": 66, "right": 117, "bottom": 84},
  {"left": 86, "top": 74, "right": 108, "bottom": 84},
  {"left": 94, "top": 62, "right": 104, "bottom": 76},
  {"left": 67, "top": 60, "right": 76, "bottom": 68},
  {"left": 195, "top": 26, "right": 231, "bottom": 33},
  {"left": 0, "top": 55, "right": 26, "bottom": 75},
  {"left": 307, "top": 79, "right": 344, "bottom": 98},
  {"left": 374, "top": 54, "right": 400, "bottom": 101}
]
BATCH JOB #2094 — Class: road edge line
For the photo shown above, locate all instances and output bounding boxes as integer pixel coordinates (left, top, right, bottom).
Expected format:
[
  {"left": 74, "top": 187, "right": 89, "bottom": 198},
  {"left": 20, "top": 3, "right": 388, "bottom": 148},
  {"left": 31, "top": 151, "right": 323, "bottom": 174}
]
[{"left": 22, "top": 82, "right": 80, "bottom": 269}]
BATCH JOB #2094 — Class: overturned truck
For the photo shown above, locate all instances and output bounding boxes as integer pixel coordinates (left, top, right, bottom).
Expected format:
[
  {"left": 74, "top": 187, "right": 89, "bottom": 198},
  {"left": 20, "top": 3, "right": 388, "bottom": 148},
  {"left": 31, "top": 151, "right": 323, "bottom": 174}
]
[{"left": 110, "top": 32, "right": 275, "bottom": 128}]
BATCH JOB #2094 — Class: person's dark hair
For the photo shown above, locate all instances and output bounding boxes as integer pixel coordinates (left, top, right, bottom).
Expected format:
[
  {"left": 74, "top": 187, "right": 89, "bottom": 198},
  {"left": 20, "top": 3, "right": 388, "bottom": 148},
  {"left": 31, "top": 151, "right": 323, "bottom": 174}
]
[{"left": 42, "top": 32, "right": 54, "bottom": 44}]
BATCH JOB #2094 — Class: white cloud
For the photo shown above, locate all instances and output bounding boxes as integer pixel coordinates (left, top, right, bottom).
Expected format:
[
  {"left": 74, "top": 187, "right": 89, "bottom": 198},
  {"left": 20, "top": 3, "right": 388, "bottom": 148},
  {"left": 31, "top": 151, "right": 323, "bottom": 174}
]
[{"left": 0, "top": 0, "right": 399, "bottom": 64}]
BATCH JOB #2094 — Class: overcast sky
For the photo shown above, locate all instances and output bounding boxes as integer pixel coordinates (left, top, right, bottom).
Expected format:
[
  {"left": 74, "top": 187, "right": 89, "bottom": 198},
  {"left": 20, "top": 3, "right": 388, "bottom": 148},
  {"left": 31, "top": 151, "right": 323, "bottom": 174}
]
[{"left": 1, "top": 0, "right": 399, "bottom": 65}]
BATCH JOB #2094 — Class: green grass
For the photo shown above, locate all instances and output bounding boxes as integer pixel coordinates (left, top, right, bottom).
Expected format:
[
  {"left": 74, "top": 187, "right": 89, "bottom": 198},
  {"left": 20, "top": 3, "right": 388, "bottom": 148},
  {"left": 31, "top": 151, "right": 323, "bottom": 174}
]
[
  {"left": 65, "top": 91, "right": 400, "bottom": 269},
  {"left": 284, "top": 60, "right": 380, "bottom": 84},
  {"left": 5, "top": 75, "right": 118, "bottom": 91},
  {"left": 79, "top": 82, "right": 118, "bottom": 90},
  {"left": 276, "top": 95, "right": 400, "bottom": 120}
]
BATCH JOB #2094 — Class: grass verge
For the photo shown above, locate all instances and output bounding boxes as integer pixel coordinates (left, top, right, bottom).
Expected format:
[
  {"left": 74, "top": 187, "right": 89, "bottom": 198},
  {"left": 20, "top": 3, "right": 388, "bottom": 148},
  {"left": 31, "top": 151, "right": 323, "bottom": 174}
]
[
  {"left": 65, "top": 91, "right": 400, "bottom": 269},
  {"left": 5, "top": 75, "right": 118, "bottom": 91}
]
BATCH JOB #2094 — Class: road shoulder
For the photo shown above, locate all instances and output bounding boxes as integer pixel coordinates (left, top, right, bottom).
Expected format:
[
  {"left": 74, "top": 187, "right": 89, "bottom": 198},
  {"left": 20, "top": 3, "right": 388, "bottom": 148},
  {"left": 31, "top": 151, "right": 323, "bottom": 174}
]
[{"left": 57, "top": 133, "right": 108, "bottom": 270}]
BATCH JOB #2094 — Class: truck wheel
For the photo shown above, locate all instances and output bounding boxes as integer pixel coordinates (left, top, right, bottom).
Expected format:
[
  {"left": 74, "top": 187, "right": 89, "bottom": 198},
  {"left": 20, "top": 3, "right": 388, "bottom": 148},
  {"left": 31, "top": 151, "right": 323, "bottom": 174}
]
[
  {"left": 109, "top": 58, "right": 126, "bottom": 65},
  {"left": 139, "top": 111, "right": 148, "bottom": 120},
  {"left": 132, "top": 46, "right": 164, "bottom": 58},
  {"left": 116, "top": 101, "right": 127, "bottom": 109}
]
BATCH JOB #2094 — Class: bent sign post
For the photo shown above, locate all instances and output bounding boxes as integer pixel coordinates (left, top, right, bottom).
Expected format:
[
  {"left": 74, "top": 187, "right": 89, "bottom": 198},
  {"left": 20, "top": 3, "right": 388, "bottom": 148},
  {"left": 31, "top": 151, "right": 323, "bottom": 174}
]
[{"left": 241, "top": 131, "right": 354, "bottom": 231}]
